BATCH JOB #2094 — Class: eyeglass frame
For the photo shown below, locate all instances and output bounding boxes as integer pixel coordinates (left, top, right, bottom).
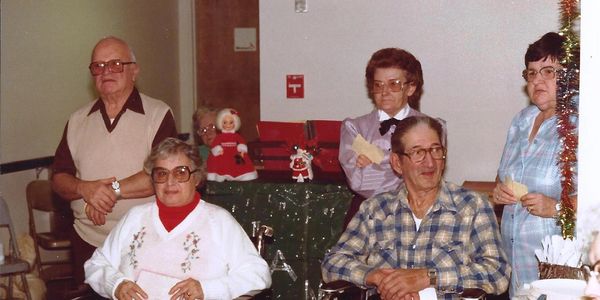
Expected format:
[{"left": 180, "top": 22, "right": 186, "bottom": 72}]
[
  {"left": 89, "top": 59, "right": 136, "bottom": 76},
  {"left": 197, "top": 124, "right": 217, "bottom": 136},
  {"left": 521, "top": 66, "right": 561, "bottom": 82},
  {"left": 371, "top": 79, "right": 411, "bottom": 94},
  {"left": 150, "top": 166, "right": 199, "bottom": 183},
  {"left": 399, "top": 146, "right": 446, "bottom": 163}
]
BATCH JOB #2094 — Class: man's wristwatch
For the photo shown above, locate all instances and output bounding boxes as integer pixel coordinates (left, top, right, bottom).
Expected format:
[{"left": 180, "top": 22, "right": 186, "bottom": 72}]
[
  {"left": 427, "top": 268, "right": 437, "bottom": 287},
  {"left": 112, "top": 180, "right": 121, "bottom": 199}
]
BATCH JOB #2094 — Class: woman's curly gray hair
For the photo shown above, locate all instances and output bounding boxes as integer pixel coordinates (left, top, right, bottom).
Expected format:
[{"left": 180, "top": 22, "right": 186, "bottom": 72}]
[{"left": 144, "top": 137, "right": 206, "bottom": 184}]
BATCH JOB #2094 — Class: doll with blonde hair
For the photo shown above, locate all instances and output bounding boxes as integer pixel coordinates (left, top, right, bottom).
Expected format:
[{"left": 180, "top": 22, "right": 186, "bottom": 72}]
[{"left": 206, "top": 108, "right": 258, "bottom": 181}]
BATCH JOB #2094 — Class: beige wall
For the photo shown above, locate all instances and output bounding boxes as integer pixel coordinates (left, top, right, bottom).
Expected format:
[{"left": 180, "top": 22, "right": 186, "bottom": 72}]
[
  {"left": 259, "top": 0, "right": 560, "bottom": 185},
  {"left": 0, "top": 0, "right": 192, "bottom": 235}
]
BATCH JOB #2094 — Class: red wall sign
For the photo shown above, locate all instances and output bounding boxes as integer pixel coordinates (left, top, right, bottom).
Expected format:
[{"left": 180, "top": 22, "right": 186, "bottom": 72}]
[{"left": 286, "top": 74, "right": 304, "bottom": 99}]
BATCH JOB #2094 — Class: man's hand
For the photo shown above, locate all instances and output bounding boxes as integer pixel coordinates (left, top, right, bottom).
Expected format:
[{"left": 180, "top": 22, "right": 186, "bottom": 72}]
[
  {"left": 85, "top": 204, "right": 107, "bottom": 225},
  {"left": 77, "top": 177, "right": 117, "bottom": 214},
  {"left": 115, "top": 280, "right": 147, "bottom": 300},
  {"left": 169, "top": 278, "right": 204, "bottom": 300},
  {"left": 367, "top": 268, "right": 428, "bottom": 300}
]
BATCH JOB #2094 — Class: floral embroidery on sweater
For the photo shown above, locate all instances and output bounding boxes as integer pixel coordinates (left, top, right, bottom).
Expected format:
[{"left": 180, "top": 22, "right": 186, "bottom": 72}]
[
  {"left": 181, "top": 232, "right": 201, "bottom": 272},
  {"left": 128, "top": 226, "right": 146, "bottom": 269}
]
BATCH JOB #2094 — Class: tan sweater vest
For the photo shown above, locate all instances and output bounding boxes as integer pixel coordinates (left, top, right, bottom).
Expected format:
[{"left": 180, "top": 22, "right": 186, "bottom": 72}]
[{"left": 67, "top": 93, "right": 171, "bottom": 247}]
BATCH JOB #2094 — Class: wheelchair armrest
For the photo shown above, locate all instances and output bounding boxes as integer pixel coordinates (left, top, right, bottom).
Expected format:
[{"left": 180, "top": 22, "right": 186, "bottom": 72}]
[
  {"left": 318, "top": 280, "right": 368, "bottom": 299},
  {"left": 458, "top": 288, "right": 486, "bottom": 299}
]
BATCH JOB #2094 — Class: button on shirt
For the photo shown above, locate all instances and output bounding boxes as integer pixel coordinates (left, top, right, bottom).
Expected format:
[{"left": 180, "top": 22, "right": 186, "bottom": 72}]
[{"left": 321, "top": 181, "right": 510, "bottom": 299}]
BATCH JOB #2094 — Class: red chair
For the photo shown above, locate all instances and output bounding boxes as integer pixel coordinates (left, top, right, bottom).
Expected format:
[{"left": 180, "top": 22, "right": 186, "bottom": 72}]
[
  {"left": 307, "top": 120, "right": 343, "bottom": 174},
  {"left": 254, "top": 121, "right": 306, "bottom": 171}
]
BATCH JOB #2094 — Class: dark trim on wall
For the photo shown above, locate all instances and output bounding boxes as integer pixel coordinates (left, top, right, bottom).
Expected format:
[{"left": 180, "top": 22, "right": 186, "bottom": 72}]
[
  {"left": 0, "top": 156, "right": 54, "bottom": 175},
  {"left": 0, "top": 133, "right": 190, "bottom": 175}
]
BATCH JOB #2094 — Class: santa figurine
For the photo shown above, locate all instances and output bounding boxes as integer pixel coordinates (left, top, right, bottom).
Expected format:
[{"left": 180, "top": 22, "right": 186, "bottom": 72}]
[
  {"left": 206, "top": 108, "right": 258, "bottom": 182},
  {"left": 290, "top": 147, "right": 313, "bottom": 182}
]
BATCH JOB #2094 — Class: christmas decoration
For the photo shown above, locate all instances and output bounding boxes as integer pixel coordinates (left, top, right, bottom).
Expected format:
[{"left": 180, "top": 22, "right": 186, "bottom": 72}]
[
  {"left": 290, "top": 148, "right": 314, "bottom": 182},
  {"left": 207, "top": 108, "right": 258, "bottom": 182},
  {"left": 555, "top": 0, "right": 580, "bottom": 239}
]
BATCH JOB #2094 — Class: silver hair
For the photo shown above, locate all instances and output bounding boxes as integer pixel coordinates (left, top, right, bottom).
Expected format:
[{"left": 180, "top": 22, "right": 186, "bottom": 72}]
[
  {"left": 144, "top": 137, "right": 206, "bottom": 184},
  {"left": 92, "top": 36, "right": 137, "bottom": 62}
]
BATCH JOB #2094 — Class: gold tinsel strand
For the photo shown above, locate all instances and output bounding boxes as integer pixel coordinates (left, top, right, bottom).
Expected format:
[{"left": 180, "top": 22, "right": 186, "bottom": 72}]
[{"left": 555, "top": 0, "right": 579, "bottom": 239}]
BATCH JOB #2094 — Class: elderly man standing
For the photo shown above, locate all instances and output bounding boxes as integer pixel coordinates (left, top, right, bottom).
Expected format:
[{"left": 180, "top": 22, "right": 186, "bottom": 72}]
[
  {"left": 322, "top": 116, "right": 509, "bottom": 300},
  {"left": 51, "top": 36, "right": 177, "bottom": 293}
]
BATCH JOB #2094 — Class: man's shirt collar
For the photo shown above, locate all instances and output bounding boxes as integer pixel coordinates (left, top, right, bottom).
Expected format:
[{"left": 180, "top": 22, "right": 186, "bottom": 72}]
[
  {"left": 395, "top": 181, "right": 458, "bottom": 215},
  {"left": 87, "top": 87, "right": 145, "bottom": 116}
]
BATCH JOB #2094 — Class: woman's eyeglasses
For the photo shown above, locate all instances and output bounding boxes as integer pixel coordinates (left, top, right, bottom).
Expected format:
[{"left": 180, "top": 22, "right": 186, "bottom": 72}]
[
  {"left": 521, "top": 66, "right": 560, "bottom": 82},
  {"left": 198, "top": 124, "right": 216, "bottom": 136},
  {"left": 371, "top": 79, "right": 410, "bottom": 94},
  {"left": 151, "top": 166, "right": 198, "bottom": 183},
  {"left": 89, "top": 59, "right": 136, "bottom": 76}
]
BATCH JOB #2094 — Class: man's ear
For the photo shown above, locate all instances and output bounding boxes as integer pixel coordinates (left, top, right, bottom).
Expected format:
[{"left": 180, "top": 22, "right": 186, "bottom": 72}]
[{"left": 390, "top": 152, "right": 403, "bottom": 175}]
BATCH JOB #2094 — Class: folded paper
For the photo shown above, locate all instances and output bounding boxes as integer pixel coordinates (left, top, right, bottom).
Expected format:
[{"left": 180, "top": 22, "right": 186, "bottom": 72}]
[
  {"left": 351, "top": 134, "right": 384, "bottom": 165},
  {"left": 505, "top": 176, "right": 528, "bottom": 199}
]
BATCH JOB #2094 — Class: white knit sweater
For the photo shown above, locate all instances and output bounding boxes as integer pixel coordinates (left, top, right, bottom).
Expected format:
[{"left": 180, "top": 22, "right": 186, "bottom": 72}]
[{"left": 84, "top": 200, "right": 271, "bottom": 299}]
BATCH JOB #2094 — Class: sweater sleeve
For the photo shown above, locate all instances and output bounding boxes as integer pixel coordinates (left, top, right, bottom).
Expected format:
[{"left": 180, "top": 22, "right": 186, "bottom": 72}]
[
  {"left": 200, "top": 210, "right": 272, "bottom": 299},
  {"left": 84, "top": 208, "right": 141, "bottom": 298}
]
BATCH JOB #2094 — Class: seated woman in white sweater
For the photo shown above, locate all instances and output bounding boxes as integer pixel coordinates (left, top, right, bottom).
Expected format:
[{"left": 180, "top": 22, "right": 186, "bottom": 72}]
[{"left": 84, "top": 137, "right": 271, "bottom": 300}]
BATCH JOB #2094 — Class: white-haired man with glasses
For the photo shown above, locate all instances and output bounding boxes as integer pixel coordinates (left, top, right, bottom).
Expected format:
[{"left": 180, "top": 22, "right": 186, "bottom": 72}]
[
  {"left": 85, "top": 137, "right": 271, "bottom": 300},
  {"left": 322, "top": 116, "right": 510, "bottom": 300},
  {"left": 52, "top": 36, "right": 177, "bottom": 295}
]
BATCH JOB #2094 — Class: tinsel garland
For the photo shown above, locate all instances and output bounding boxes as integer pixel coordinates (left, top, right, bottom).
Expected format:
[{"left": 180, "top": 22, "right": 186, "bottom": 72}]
[{"left": 555, "top": 0, "right": 580, "bottom": 240}]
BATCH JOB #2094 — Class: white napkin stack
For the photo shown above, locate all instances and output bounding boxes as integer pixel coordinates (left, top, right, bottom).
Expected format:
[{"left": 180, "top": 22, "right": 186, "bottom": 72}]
[{"left": 535, "top": 235, "right": 582, "bottom": 267}]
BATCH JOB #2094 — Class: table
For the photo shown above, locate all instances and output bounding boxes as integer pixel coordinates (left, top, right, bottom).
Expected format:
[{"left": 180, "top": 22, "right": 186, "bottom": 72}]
[{"left": 203, "top": 181, "right": 353, "bottom": 299}]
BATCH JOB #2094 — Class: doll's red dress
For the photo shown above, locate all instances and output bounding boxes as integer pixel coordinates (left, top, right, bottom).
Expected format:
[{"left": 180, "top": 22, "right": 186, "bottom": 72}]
[{"left": 206, "top": 132, "right": 257, "bottom": 181}]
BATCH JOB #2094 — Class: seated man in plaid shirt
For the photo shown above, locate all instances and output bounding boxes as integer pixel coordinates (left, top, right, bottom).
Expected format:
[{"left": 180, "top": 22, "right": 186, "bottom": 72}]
[{"left": 322, "top": 116, "right": 510, "bottom": 300}]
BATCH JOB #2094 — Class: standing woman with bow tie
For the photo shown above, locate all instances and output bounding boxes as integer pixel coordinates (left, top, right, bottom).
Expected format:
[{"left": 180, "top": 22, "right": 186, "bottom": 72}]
[{"left": 338, "top": 48, "right": 429, "bottom": 229}]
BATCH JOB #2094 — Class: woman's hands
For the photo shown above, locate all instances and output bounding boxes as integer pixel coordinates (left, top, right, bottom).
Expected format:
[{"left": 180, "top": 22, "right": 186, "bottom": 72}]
[
  {"left": 169, "top": 278, "right": 204, "bottom": 300},
  {"left": 492, "top": 182, "right": 559, "bottom": 218},
  {"left": 521, "top": 193, "right": 559, "bottom": 218},
  {"left": 356, "top": 154, "right": 373, "bottom": 168},
  {"left": 115, "top": 280, "right": 147, "bottom": 300},
  {"left": 115, "top": 278, "right": 204, "bottom": 300},
  {"left": 491, "top": 182, "right": 517, "bottom": 205}
]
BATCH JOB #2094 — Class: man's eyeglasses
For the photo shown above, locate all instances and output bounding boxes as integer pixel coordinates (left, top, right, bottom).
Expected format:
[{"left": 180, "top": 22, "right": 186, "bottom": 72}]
[
  {"left": 89, "top": 59, "right": 136, "bottom": 76},
  {"left": 521, "top": 66, "right": 560, "bottom": 82},
  {"left": 371, "top": 79, "right": 410, "bottom": 94},
  {"left": 400, "top": 146, "right": 446, "bottom": 163},
  {"left": 198, "top": 124, "right": 216, "bottom": 136},
  {"left": 151, "top": 166, "right": 198, "bottom": 183}
]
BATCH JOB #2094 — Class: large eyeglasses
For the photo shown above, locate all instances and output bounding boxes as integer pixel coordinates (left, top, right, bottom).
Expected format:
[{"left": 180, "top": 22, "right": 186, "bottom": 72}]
[
  {"left": 198, "top": 124, "right": 216, "bottom": 136},
  {"left": 151, "top": 166, "right": 198, "bottom": 183},
  {"left": 521, "top": 66, "right": 560, "bottom": 82},
  {"left": 89, "top": 59, "right": 136, "bottom": 76},
  {"left": 400, "top": 146, "right": 446, "bottom": 163},
  {"left": 372, "top": 79, "right": 410, "bottom": 94}
]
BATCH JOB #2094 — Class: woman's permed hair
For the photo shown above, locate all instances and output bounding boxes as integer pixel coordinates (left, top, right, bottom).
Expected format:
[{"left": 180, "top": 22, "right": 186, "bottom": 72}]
[
  {"left": 144, "top": 137, "right": 206, "bottom": 184},
  {"left": 365, "top": 48, "right": 424, "bottom": 106}
]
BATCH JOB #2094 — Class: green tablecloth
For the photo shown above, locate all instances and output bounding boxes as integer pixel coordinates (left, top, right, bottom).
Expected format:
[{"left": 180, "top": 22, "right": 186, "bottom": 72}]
[{"left": 203, "top": 181, "right": 352, "bottom": 299}]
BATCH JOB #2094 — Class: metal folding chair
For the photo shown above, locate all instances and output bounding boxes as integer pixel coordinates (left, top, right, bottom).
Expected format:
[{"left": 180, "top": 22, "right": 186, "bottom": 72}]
[{"left": 0, "top": 196, "right": 33, "bottom": 300}]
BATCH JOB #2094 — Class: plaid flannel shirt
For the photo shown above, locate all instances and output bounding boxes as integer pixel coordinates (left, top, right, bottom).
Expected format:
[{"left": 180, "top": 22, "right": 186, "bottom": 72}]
[{"left": 321, "top": 181, "right": 510, "bottom": 299}]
